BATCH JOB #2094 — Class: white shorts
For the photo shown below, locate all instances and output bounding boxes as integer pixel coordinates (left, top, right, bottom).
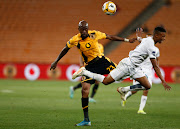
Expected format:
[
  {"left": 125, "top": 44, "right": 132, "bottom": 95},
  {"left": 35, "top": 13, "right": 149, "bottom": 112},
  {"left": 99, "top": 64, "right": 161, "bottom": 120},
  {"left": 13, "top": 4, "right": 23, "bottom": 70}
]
[
  {"left": 133, "top": 70, "right": 153, "bottom": 86},
  {"left": 110, "top": 58, "right": 145, "bottom": 82}
]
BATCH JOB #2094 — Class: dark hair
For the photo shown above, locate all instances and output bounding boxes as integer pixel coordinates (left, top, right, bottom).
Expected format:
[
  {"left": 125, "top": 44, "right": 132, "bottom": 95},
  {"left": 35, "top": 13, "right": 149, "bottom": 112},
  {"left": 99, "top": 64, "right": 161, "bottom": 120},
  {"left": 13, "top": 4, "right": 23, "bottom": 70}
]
[{"left": 154, "top": 26, "right": 166, "bottom": 34}]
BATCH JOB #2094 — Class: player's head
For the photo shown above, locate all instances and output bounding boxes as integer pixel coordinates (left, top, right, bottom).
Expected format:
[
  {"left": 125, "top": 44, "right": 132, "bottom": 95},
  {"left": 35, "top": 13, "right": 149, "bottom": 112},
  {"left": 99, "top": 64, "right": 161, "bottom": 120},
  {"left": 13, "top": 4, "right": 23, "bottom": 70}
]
[
  {"left": 153, "top": 26, "right": 166, "bottom": 44},
  {"left": 78, "top": 20, "right": 89, "bottom": 39}
]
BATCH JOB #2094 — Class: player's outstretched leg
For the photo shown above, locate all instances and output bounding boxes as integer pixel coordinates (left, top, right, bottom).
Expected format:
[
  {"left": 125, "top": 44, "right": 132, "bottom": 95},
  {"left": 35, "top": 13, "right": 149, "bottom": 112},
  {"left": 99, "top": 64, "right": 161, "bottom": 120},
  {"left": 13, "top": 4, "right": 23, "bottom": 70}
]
[
  {"left": 72, "top": 67, "right": 106, "bottom": 83},
  {"left": 118, "top": 76, "right": 151, "bottom": 94},
  {"left": 117, "top": 77, "right": 151, "bottom": 101}
]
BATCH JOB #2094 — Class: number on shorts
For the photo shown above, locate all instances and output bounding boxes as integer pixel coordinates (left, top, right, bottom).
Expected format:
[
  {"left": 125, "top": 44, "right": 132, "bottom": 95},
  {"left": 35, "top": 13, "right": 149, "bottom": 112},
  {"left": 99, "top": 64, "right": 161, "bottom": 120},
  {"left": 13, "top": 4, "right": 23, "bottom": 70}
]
[{"left": 106, "top": 65, "right": 115, "bottom": 72}]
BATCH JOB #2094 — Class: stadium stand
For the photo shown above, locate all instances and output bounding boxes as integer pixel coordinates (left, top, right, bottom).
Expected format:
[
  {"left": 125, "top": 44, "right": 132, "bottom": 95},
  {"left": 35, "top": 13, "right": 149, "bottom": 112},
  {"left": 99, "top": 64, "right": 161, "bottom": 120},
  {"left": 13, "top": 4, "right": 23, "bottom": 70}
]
[{"left": 0, "top": 0, "right": 152, "bottom": 64}]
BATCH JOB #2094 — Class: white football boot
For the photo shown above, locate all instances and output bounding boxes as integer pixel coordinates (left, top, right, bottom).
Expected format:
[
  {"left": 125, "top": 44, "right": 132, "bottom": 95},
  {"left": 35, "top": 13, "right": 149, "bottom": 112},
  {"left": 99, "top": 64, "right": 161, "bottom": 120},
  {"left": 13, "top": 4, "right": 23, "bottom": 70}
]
[
  {"left": 117, "top": 87, "right": 127, "bottom": 101},
  {"left": 72, "top": 67, "right": 85, "bottom": 79}
]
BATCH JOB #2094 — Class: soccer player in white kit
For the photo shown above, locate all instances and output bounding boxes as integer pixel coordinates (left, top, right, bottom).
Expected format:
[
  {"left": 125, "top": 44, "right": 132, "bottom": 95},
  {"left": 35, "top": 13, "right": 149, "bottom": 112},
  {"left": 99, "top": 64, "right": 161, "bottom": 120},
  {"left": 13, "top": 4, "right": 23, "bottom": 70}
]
[
  {"left": 72, "top": 26, "right": 171, "bottom": 102},
  {"left": 122, "top": 29, "right": 160, "bottom": 114}
]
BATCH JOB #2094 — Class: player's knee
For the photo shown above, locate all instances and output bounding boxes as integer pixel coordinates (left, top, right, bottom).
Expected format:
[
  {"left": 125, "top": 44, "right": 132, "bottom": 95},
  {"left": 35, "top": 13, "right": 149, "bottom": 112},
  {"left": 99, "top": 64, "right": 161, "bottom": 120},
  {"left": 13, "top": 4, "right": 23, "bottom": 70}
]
[
  {"left": 103, "top": 81, "right": 109, "bottom": 85},
  {"left": 144, "top": 82, "right": 151, "bottom": 90},
  {"left": 145, "top": 86, "right": 151, "bottom": 90},
  {"left": 82, "top": 89, "right": 89, "bottom": 97},
  {"left": 143, "top": 90, "right": 149, "bottom": 96},
  {"left": 82, "top": 88, "right": 89, "bottom": 93},
  {"left": 102, "top": 77, "right": 114, "bottom": 85},
  {"left": 102, "top": 80, "right": 112, "bottom": 85},
  {"left": 81, "top": 87, "right": 90, "bottom": 95}
]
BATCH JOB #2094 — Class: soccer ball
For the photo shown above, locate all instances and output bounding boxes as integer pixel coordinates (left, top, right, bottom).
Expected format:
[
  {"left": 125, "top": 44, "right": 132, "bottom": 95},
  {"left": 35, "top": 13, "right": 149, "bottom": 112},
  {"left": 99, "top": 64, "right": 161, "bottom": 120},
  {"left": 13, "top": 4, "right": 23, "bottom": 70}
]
[{"left": 102, "top": 1, "right": 117, "bottom": 15}]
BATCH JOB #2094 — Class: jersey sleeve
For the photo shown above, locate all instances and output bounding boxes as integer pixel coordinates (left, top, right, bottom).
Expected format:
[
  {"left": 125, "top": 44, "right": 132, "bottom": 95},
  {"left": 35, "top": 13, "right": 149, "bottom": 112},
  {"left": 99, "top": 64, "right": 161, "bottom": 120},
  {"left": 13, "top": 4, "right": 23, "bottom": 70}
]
[
  {"left": 156, "top": 47, "right": 160, "bottom": 57},
  {"left": 66, "top": 36, "right": 76, "bottom": 48},
  {"left": 146, "top": 41, "right": 156, "bottom": 59},
  {"left": 95, "top": 31, "right": 107, "bottom": 40}
]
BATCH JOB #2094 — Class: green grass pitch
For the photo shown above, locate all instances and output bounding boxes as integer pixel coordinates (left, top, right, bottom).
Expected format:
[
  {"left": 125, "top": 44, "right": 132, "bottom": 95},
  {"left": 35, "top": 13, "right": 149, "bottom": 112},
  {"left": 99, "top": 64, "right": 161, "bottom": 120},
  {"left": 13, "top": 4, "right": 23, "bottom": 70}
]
[{"left": 0, "top": 79, "right": 179, "bottom": 129}]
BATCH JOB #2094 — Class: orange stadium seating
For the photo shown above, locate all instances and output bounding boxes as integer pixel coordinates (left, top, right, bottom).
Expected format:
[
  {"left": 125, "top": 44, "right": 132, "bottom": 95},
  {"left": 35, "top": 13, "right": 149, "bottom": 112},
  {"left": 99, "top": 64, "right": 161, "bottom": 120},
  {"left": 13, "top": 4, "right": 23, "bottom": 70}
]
[
  {"left": 108, "top": 0, "right": 180, "bottom": 66},
  {"left": 0, "top": 0, "right": 152, "bottom": 64}
]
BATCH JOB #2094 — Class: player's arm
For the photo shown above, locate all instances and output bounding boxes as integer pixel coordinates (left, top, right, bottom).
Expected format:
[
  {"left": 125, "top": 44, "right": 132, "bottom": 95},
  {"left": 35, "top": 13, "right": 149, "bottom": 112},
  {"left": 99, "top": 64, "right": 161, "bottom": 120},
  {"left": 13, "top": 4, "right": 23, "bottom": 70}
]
[
  {"left": 150, "top": 58, "right": 171, "bottom": 90},
  {"left": 50, "top": 45, "right": 70, "bottom": 70},
  {"left": 156, "top": 57, "right": 159, "bottom": 65},
  {"left": 106, "top": 34, "right": 136, "bottom": 43}
]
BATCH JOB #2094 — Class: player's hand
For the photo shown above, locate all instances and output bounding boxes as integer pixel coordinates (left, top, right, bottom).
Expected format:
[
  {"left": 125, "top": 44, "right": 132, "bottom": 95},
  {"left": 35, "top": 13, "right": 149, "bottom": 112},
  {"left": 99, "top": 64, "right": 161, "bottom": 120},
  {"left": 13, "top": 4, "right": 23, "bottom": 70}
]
[
  {"left": 136, "top": 28, "right": 143, "bottom": 42},
  {"left": 136, "top": 28, "right": 143, "bottom": 38},
  {"left": 50, "top": 61, "right": 57, "bottom": 70},
  {"left": 129, "top": 38, "right": 137, "bottom": 43},
  {"left": 162, "top": 82, "right": 171, "bottom": 91}
]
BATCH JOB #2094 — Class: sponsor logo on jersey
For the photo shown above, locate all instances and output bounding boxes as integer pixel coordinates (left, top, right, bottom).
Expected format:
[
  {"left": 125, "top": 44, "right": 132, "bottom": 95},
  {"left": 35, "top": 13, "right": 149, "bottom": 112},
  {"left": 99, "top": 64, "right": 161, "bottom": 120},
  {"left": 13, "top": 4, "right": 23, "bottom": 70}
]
[
  {"left": 152, "top": 51, "right": 156, "bottom": 56},
  {"left": 85, "top": 43, "right": 91, "bottom": 48}
]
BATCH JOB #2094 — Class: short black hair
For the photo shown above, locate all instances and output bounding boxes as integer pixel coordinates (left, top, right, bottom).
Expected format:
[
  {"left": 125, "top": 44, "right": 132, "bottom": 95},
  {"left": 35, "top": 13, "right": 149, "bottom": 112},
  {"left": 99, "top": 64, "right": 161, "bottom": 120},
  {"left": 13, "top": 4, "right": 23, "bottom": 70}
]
[{"left": 154, "top": 26, "right": 166, "bottom": 34}]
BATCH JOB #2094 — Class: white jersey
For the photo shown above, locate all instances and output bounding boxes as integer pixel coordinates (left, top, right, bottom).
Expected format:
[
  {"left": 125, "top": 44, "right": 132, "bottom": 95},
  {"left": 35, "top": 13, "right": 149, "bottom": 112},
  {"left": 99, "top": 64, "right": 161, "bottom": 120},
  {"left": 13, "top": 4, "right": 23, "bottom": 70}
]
[
  {"left": 141, "top": 47, "right": 160, "bottom": 72},
  {"left": 141, "top": 47, "right": 160, "bottom": 81},
  {"left": 129, "top": 37, "right": 157, "bottom": 66},
  {"left": 133, "top": 47, "right": 160, "bottom": 86}
]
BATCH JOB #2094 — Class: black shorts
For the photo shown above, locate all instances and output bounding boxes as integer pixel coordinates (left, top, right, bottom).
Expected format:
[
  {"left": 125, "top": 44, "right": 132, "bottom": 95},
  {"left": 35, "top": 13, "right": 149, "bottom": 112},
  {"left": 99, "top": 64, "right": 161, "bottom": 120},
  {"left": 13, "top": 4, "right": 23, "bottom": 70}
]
[{"left": 81, "top": 56, "right": 116, "bottom": 84}]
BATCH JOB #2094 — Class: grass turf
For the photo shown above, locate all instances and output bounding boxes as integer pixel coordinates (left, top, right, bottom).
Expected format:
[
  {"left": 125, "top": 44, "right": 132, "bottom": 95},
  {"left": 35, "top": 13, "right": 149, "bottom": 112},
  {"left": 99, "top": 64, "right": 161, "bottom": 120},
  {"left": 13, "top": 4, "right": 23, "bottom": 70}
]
[{"left": 0, "top": 79, "right": 179, "bottom": 129}]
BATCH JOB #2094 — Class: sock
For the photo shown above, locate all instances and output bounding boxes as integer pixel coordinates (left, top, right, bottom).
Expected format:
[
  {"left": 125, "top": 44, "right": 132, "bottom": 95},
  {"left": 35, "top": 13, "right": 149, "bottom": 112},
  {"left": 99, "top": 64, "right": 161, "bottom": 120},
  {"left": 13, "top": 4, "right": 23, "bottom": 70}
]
[
  {"left": 129, "top": 84, "right": 145, "bottom": 91},
  {"left": 125, "top": 91, "right": 132, "bottom": 100},
  {"left": 123, "top": 84, "right": 145, "bottom": 92},
  {"left": 81, "top": 98, "right": 89, "bottom": 121},
  {"left": 90, "top": 83, "right": 99, "bottom": 98},
  {"left": 73, "top": 83, "right": 82, "bottom": 90},
  {"left": 139, "top": 95, "right": 147, "bottom": 111},
  {"left": 83, "top": 70, "right": 105, "bottom": 82}
]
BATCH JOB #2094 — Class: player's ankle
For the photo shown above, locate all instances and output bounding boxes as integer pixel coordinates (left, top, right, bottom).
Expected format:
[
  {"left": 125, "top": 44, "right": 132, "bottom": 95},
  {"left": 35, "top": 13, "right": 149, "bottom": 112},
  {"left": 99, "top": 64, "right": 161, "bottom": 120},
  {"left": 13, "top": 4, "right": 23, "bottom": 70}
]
[{"left": 84, "top": 118, "right": 90, "bottom": 122}]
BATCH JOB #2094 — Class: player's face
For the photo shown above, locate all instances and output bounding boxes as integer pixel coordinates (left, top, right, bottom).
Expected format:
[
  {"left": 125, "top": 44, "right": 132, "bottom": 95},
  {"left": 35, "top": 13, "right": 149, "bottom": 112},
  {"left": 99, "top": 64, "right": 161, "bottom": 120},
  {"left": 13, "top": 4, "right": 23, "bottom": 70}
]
[
  {"left": 155, "top": 32, "right": 166, "bottom": 43},
  {"left": 78, "top": 26, "right": 89, "bottom": 39}
]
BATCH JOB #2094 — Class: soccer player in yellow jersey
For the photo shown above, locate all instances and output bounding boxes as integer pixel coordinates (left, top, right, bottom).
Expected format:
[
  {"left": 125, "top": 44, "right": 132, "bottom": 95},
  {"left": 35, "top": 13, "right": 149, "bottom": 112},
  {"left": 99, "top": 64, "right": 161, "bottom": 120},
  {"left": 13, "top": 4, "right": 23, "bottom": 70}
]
[
  {"left": 50, "top": 20, "right": 136, "bottom": 126},
  {"left": 69, "top": 43, "right": 104, "bottom": 102}
]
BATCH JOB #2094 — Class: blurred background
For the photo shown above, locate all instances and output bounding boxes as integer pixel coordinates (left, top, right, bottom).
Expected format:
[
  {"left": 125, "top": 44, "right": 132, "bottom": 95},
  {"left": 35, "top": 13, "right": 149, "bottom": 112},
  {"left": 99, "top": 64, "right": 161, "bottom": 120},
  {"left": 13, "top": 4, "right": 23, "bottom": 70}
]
[{"left": 0, "top": 0, "right": 179, "bottom": 83}]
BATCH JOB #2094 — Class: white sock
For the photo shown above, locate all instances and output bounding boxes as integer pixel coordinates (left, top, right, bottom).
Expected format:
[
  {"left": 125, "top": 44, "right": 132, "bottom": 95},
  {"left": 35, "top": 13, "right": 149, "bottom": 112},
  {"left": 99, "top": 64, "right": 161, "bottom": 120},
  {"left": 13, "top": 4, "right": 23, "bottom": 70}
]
[
  {"left": 139, "top": 95, "right": 147, "bottom": 111},
  {"left": 125, "top": 91, "right": 132, "bottom": 100},
  {"left": 83, "top": 70, "right": 105, "bottom": 82}
]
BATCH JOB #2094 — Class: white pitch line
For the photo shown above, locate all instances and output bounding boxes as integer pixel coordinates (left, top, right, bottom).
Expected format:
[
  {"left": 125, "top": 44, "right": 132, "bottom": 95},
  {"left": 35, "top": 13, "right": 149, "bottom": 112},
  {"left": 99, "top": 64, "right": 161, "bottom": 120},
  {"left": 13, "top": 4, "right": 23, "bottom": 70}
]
[{"left": 1, "top": 90, "right": 14, "bottom": 93}]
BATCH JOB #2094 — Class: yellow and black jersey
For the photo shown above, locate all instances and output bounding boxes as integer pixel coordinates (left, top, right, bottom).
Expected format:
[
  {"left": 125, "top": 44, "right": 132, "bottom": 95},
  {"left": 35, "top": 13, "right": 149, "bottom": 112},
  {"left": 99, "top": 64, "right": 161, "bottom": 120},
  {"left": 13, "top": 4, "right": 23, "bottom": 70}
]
[
  {"left": 66, "top": 30, "right": 106, "bottom": 63},
  {"left": 98, "top": 43, "right": 104, "bottom": 55}
]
